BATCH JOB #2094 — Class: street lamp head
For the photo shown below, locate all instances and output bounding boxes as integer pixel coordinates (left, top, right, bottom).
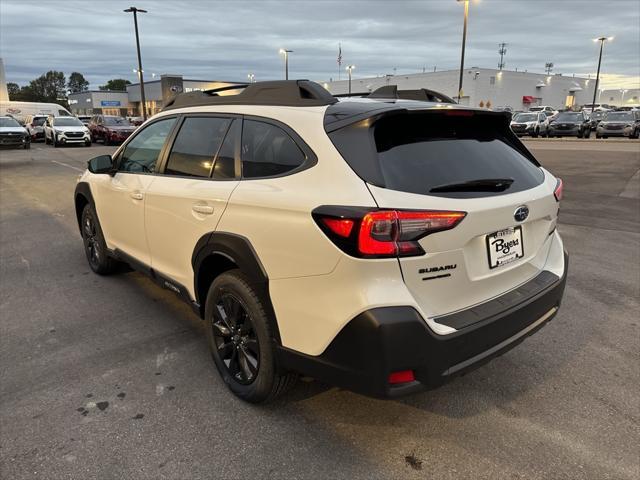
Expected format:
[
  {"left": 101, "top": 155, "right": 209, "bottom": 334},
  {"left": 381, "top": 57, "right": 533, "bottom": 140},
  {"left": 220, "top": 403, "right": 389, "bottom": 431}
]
[
  {"left": 346, "top": 65, "right": 355, "bottom": 72},
  {"left": 593, "top": 36, "right": 612, "bottom": 42},
  {"left": 124, "top": 7, "right": 147, "bottom": 13},
  {"left": 279, "top": 49, "right": 292, "bottom": 55}
]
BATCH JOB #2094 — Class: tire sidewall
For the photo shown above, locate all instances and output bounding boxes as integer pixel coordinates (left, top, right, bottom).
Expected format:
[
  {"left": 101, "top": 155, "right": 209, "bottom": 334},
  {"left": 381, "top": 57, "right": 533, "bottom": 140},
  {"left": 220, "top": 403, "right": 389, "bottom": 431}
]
[
  {"left": 80, "top": 204, "right": 111, "bottom": 274},
  {"left": 205, "top": 271, "right": 277, "bottom": 402}
]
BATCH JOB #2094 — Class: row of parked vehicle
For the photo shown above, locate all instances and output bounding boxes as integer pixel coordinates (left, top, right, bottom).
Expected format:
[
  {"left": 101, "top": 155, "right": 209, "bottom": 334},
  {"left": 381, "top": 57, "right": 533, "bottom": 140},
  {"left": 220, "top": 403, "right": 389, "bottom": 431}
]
[
  {"left": 2, "top": 114, "right": 139, "bottom": 149},
  {"left": 508, "top": 106, "right": 640, "bottom": 139}
]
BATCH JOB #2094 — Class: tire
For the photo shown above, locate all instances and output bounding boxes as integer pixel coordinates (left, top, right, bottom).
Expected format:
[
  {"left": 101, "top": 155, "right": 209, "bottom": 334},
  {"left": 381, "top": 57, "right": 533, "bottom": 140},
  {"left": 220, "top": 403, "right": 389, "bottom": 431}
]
[
  {"left": 596, "top": 134, "right": 601, "bottom": 139},
  {"left": 80, "top": 204, "right": 116, "bottom": 275},
  {"left": 532, "top": 128, "right": 538, "bottom": 138},
  {"left": 103, "top": 135, "right": 110, "bottom": 146},
  {"left": 53, "top": 136, "right": 59, "bottom": 148},
  {"left": 205, "top": 270, "right": 297, "bottom": 403},
  {"left": 603, "top": 136, "right": 608, "bottom": 139},
  {"left": 85, "top": 140, "right": 92, "bottom": 147},
  {"left": 24, "top": 142, "right": 31, "bottom": 150},
  {"left": 583, "top": 129, "right": 591, "bottom": 139}
]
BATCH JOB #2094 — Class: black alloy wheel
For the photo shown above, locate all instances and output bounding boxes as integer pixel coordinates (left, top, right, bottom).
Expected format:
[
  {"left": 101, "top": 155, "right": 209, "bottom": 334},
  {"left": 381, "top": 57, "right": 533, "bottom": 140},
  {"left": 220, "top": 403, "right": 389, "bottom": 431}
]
[
  {"left": 82, "top": 211, "right": 101, "bottom": 271},
  {"left": 211, "top": 292, "right": 260, "bottom": 385}
]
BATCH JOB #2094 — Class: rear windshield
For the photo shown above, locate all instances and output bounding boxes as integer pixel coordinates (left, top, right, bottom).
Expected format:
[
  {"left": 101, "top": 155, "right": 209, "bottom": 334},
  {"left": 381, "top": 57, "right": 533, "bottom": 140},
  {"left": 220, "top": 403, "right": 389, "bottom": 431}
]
[
  {"left": 329, "top": 112, "right": 544, "bottom": 199},
  {"left": 31, "top": 117, "right": 46, "bottom": 126}
]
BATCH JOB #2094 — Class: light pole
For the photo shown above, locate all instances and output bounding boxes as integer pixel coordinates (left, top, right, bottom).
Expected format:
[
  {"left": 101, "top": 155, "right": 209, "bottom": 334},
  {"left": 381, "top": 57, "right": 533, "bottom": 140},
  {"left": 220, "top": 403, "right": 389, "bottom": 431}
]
[
  {"left": 591, "top": 36, "right": 613, "bottom": 112},
  {"left": 279, "top": 49, "right": 293, "bottom": 80},
  {"left": 124, "top": 7, "right": 148, "bottom": 120},
  {"left": 346, "top": 65, "right": 355, "bottom": 96},
  {"left": 620, "top": 89, "right": 628, "bottom": 105},
  {"left": 456, "top": 0, "right": 470, "bottom": 102},
  {"left": 247, "top": 73, "right": 255, "bottom": 83}
]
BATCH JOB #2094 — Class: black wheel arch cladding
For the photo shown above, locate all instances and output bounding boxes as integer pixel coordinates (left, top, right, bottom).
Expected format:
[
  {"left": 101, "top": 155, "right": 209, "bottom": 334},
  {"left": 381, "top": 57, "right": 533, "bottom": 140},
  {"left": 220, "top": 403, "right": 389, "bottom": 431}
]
[{"left": 192, "top": 232, "right": 282, "bottom": 344}]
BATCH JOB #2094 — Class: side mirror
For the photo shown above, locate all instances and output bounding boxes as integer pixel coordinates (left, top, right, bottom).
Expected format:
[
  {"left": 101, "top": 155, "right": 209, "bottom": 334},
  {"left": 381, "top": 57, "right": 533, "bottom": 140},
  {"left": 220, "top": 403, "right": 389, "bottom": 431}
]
[{"left": 88, "top": 155, "right": 114, "bottom": 174}]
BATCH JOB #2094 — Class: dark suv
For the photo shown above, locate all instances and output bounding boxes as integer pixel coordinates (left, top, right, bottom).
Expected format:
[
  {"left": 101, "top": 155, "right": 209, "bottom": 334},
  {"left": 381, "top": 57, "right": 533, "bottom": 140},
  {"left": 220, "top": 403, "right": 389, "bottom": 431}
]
[{"left": 548, "top": 112, "right": 591, "bottom": 138}]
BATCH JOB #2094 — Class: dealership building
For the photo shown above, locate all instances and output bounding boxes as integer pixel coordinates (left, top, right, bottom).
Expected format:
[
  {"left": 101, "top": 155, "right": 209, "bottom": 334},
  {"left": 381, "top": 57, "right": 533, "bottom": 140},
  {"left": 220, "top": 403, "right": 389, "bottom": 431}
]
[
  {"left": 324, "top": 68, "right": 601, "bottom": 110},
  {"left": 68, "top": 74, "right": 241, "bottom": 117}
]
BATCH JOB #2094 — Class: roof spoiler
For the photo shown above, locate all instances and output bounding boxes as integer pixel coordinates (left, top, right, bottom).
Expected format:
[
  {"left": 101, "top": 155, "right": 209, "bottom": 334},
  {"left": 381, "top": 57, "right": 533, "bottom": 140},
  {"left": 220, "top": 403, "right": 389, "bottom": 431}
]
[{"left": 163, "top": 80, "right": 338, "bottom": 110}]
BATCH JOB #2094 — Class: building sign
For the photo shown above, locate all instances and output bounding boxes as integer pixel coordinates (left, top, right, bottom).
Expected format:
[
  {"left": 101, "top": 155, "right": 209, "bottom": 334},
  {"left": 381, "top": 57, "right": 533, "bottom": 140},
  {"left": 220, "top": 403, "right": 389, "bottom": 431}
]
[{"left": 101, "top": 100, "right": 121, "bottom": 107}]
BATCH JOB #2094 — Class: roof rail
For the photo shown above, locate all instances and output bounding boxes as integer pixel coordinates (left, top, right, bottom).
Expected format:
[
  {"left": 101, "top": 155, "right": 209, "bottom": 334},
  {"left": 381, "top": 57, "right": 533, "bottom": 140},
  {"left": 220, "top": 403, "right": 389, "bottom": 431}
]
[
  {"left": 367, "top": 85, "right": 457, "bottom": 104},
  {"left": 163, "top": 80, "right": 338, "bottom": 110}
]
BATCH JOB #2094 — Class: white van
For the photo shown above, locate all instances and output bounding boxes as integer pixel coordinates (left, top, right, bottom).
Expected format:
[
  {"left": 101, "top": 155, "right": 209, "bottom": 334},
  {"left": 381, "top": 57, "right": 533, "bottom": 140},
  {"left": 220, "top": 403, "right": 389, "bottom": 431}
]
[{"left": 0, "top": 101, "right": 71, "bottom": 123}]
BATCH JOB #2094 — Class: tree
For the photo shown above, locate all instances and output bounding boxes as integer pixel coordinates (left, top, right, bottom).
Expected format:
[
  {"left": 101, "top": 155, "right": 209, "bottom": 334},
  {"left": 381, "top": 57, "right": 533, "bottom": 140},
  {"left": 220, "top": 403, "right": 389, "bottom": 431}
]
[
  {"left": 6, "top": 82, "right": 20, "bottom": 98},
  {"left": 99, "top": 79, "right": 131, "bottom": 91},
  {"left": 67, "top": 72, "right": 89, "bottom": 93},
  {"left": 28, "top": 71, "right": 67, "bottom": 103}
]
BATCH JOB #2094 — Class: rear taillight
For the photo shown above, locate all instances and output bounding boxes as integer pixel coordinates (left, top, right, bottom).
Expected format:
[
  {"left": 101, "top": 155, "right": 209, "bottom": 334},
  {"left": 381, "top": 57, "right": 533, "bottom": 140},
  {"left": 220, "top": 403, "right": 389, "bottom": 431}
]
[
  {"left": 313, "top": 207, "right": 466, "bottom": 258},
  {"left": 554, "top": 178, "right": 563, "bottom": 202},
  {"left": 388, "top": 370, "right": 415, "bottom": 385}
]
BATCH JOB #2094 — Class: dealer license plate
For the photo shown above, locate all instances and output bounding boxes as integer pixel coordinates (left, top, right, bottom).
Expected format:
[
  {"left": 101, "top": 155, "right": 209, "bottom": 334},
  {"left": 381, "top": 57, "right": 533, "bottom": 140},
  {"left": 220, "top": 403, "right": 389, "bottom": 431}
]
[{"left": 486, "top": 226, "right": 524, "bottom": 269}]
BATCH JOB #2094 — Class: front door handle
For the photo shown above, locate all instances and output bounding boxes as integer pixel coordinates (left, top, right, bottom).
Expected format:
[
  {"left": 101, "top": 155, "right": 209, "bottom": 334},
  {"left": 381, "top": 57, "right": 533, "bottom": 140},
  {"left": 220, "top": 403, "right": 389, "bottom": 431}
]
[
  {"left": 192, "top": 204, "right": 214, "bottom": 215},
  {"left": 130, "top": 192, "right": 143, "bottom": 200}
]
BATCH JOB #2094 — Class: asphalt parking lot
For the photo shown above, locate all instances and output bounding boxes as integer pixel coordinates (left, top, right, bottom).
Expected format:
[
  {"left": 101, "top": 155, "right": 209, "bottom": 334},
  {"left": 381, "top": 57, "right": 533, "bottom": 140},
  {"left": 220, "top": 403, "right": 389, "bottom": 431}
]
[{"left": 1, "top": 139, "right": 638, "bottom": 480}]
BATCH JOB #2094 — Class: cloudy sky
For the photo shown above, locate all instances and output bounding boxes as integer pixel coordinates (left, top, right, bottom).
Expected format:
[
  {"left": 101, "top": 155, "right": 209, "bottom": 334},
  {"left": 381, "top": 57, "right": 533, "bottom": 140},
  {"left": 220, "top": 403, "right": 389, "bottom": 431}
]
[{"left": 1, "top": 0, "right": 639, "bottom": 89}]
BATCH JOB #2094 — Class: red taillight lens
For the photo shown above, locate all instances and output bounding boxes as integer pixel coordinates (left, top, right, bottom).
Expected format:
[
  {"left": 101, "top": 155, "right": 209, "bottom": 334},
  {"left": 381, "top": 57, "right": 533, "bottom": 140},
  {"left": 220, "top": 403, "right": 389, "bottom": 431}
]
[
  {"left": 314, "top": 207, "right": 466, "bottom": 258},
  {"left": 554, "top": 178, "right": 563, "bottom": 202},
  {"left": 388, "top": 370, "right": 415, "bottom": 385},
  {"left": 322, "top": 218, "right": 354, "bottom": 238}
]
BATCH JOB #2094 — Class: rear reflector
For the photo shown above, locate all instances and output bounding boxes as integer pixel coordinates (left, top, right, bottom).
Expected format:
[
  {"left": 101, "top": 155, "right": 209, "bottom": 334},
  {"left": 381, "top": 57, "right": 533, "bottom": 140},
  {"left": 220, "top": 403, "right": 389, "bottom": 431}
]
[
  {"left": 388, "top": 370, "right": 415, "bottom": 385},
  {"left": 554, "top": 178, "right": 563, "bottom": 202}
]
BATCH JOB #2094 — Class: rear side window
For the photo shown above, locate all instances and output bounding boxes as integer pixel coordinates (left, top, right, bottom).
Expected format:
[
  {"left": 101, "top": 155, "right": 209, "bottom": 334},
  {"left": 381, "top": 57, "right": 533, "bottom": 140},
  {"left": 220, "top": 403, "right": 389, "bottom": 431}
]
[
  {"left": 165, "top": 117, "right": 230, "bottom": 178},
  {"left": 241, "top": 120, "right": 306, "bottom": 178},
  {"left": 330, "top": 112, "right": 544, "bottom": 198}
]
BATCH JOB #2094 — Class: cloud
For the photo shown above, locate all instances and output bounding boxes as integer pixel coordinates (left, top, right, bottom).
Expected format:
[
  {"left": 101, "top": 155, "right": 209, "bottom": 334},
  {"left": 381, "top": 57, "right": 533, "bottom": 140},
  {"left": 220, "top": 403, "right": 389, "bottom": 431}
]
[{"left": 1, "top": 0, "right": 638, "bottom": 89}]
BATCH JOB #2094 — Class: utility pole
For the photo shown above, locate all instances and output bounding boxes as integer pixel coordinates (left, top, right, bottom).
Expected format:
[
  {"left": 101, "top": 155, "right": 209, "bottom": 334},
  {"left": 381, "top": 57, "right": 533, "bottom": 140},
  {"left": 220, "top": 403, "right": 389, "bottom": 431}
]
[
  {"left": 591, "top": 36, "right": 613, "bottom": 111},
  {"left": 545, "top": 62, "right": 554, "bottom": 75},
  {"left": 124, "top": 7, "right": 148, "bottom": 120},
  {"left": 498, "top": 43, "right": 507, "bottom": 70},
  {"left": 457, "top": 0, "right": 470, "bottom": 101}
]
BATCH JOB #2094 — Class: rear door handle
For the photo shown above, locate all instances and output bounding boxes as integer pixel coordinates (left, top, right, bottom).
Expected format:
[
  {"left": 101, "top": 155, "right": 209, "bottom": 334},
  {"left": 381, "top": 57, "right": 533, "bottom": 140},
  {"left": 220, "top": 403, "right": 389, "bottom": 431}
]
[
  {"left": 192, "top": 204, "right": 214, "bottom": 215},
  {"left": 130, "top": 192, "right": 143, "bottom": 200}
]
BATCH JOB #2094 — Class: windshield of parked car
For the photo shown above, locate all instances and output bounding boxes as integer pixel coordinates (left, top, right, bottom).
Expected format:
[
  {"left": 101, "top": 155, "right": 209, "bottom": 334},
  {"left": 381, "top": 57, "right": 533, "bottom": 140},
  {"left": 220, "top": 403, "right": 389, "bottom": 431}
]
[
  {"left": 604, "top": 112, "right": 634, "bottom": 122},
  {"left": 31, "top": 117, "right": 47, "bottom": 126},
  {"left": 55, "top": 117, "right": 84, "bottom": 126},
  {"left": 513, "top": 113, "right": 538, "bottom": 122},
  {"left": 555, "top": 113, "right": 582, "bottom": 122},
  {"left": 104, "top": 117, "right": 131, "bottom": 126},
  {"left": 0, "top": 117, "right": 22, "bottom": 128}
]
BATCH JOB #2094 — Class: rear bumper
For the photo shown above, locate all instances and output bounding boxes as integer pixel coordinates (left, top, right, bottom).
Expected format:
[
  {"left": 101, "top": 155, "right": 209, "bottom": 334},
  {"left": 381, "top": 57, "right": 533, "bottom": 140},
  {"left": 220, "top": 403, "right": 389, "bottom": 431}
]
[{"left": 279, "top": 252, "right": 568, "bottom": 398}]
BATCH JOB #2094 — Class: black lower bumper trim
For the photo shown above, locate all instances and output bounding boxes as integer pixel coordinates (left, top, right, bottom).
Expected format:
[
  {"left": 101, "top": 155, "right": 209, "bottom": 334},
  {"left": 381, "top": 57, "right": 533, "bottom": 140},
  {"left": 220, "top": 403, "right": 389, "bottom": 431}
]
[{"left": 278, "top": 253, "right": 568, "bottom": 398}]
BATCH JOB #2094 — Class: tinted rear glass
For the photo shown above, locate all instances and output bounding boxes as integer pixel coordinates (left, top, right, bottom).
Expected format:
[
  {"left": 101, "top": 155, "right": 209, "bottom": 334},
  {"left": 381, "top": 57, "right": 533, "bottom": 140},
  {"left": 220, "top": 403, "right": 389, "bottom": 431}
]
[{"left": 330, "top": 112, "right": 544, "bottom": 199}]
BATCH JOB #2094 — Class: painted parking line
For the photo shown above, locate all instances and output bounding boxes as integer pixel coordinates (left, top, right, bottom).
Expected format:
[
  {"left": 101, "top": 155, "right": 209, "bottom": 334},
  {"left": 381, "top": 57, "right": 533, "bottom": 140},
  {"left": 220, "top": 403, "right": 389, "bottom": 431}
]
[{"left": 51, "top": 160, "right": 84, "bottom": 172}]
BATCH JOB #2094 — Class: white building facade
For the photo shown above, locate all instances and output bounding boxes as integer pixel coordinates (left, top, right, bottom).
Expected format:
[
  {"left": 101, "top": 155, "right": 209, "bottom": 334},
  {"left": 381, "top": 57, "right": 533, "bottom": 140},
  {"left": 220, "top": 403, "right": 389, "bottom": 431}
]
[{"left": 324, "top": 68, "right": 597, "bottom": 111}]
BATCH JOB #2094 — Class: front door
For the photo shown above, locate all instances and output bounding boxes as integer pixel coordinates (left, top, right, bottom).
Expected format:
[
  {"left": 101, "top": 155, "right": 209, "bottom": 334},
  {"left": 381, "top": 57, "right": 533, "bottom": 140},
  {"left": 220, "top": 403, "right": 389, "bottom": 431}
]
[
  {"left": 91, "top": 117, "right": 177, "bottom": 265},
  {"left": 145, "top": 116, "right": 240, "bottom": 294}
]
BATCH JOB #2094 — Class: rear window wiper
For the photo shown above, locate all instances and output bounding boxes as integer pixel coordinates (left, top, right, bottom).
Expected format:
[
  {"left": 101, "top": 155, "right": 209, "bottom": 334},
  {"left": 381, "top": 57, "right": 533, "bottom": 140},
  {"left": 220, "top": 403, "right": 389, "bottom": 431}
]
[{"left": 429, "top": 178, "right": 514, "bottom": 193}]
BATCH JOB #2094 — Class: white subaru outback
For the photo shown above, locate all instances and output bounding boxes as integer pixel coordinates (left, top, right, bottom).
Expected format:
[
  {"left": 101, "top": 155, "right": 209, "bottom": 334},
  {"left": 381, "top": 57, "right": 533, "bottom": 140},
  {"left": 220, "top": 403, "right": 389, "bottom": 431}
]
[{"left": 74, "top": 81, "right": 568, "bottom": 403}]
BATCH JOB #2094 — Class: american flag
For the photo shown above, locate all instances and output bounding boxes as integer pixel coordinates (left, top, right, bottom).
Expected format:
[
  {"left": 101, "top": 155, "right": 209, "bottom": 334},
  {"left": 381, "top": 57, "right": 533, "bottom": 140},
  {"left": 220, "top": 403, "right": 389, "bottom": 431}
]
[{"left": 337, "top": 43, "right": 342, "bottom": 66}]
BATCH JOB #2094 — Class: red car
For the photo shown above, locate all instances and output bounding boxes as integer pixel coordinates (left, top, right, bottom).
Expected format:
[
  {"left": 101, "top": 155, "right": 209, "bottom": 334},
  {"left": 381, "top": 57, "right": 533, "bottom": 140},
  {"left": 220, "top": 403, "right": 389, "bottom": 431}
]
[{"left": 89, "top": 115, "right": 136, "bottom": 145}]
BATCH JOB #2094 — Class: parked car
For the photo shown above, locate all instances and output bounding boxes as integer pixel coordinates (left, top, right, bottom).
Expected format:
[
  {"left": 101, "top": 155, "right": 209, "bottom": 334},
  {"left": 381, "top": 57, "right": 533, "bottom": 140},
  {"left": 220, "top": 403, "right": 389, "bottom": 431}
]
[
  {"left": 596, "top": 111, "right": 640, "bottom": 139},
  {"left": 510, "top": 112, "right": 548, "bottom": 137},
  {"left": 23, "top": 114, "right": 48, "bottom": 141},
  {"left": 581, "top": 103, "right": 613, "bottom": 115},
  {"left": 89, "top": 115, "right": 136, "bottom": 145},
  {"left": 0, "top": 115, "right": 30, "bottom": 149},
  {"left": 74, "top": 80, "right": 568, "bottom": 403},
  {"left": 588, "top": 110, "right": 606, "bottom": 130},
  {"left": 77, "top": 115, "right": 92, "bottom": 127},
  {"left": 44, "top": 116, "right": 91, "bottom": 147},
  {"left": 548, "top": 111, "right": 591, "bottom": 138},
  {"left": 528, "top": 106, "right": 557, "bottom": 115}
]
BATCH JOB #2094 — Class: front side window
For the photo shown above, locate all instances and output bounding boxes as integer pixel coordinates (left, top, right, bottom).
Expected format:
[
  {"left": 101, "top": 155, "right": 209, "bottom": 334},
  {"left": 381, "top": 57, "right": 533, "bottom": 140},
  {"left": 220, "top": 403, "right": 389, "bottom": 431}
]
[
  {"left": 165, "top": 117, "right": 231, "bottom": 178},
  {"left": 119, "top": 117, "right": 176, "bottom": 173},
  {"left": 241, "top": 120, "right": 306, "bottom": 178}
]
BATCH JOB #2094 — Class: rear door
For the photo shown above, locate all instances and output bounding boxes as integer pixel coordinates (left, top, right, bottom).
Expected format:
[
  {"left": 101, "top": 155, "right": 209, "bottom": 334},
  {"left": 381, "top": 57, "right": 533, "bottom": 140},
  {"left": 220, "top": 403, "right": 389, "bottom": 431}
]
[
  {"left": 144, "top": 115, "right": 240, "bottom": 292},
  {"left": 333, "top": 110, "right": 559, "bottom": 319}
]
